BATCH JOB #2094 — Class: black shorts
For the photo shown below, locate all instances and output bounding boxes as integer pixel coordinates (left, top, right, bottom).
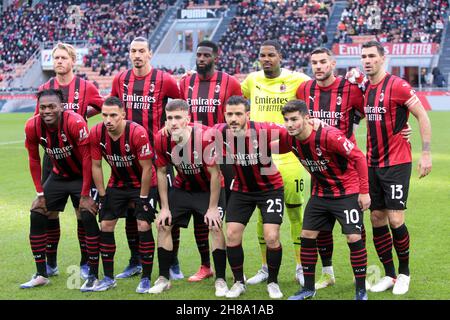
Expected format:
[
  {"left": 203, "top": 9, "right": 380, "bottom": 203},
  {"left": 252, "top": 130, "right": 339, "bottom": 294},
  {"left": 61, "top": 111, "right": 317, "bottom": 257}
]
[
  {"left": 226, "top": 188, "right": 284, "bottom": 226},
  {"left": 369, "top": 163, "right": 411, "bottom": 211},
  {"left": 303, "top": 194, "right": 364, "bottom": 235},
  {"left": 100, "top": 187, "right": 158, "bottom": 224},
  {"left": 220, "top": 163, "right": 235, "bottom": 201},
  {"left": 43, "top": 173, "right": 82, "bottom": 212},
  {"left": 168, "top": 188, "right": 226, "bottom": 228},
  {"left": 42, "top": 152, "right": 53, "bottom": 184}
]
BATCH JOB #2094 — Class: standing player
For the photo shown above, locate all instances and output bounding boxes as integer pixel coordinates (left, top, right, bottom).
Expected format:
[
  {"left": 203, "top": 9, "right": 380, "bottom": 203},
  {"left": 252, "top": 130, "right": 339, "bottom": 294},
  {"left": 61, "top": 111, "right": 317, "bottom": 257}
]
[
  {"left": 21, "top": 89, "right": 96, "bottom": 288},
  {"left": 296, "top": 47, "right": 365, "bottom": 289},
  {"left": 35, "top": 43, "right": 104, "bottom": 280},
  {"left": 89, "top": 97, "right": 157, "bottom": 292},
  {"left": 242, "top": 40, "right": 310, "bottom": 285},
  {"left": 215, "top": 96, "right": 285, "bottom": 299},
  {"left": 277, "top": 100, "right": 371, "bottom": 300},
  {"left": 179, "top": 40, "right": 242, "bottom": 282},
  {"left": 110, "top": 37, "right": 180, "bottom": 279},
  {"left": 360, "top": 41, "right": 432, "bottom": 295},
  {"left": 151, "top": 100, "right": 228, "bottom": 297}
]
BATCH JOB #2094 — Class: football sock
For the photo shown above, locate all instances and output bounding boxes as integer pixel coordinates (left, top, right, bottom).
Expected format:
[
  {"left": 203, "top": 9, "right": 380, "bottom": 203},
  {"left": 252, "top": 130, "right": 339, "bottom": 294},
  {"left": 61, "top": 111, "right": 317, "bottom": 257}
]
[
  {"left": 348, "top": 239, "right": 367, "bottom": 291},
  {"left": 100, "top": 231, "right": 116, "bottom": 279},
  {"left": 193, "top": 214, "right": 210, "bottom": 268},
  {"left": 317, "top": 230, "right": 333, "bottom": 268},
  {"left": 212, "top": 249, "right": 227, "bottom": 279},
  {"left": 227, "top": 243, "right": 244, "bottom": 282},
  {"left": 46, "top": 218, "right": 60, "bottom": 268},
  {"left": 301, "top": 237, "right": 318, "bottom": 291},
  {"left": 391, "top": 224, "right": 410, "bottom": 276},
  {"left": 77, "top": 219, "right": 88, "bottom": 266},
  {"left": 80, "top": 210, "right": 100, "bottom": 278},
  {"left": 125, "top": 213, "right": 140, "bottom": 265},
  {"left": 139, "top": 230, "right": 155, "bottom": 279},
  {"left": 267, "top": 245, "right": 282, "bottom": 284},
  {"left": 30, "top": 211, "right": 48, "bottom": 277},
  {"left": 373, "top": 225, "right": 396, "bottom": 278},
  {"left": 157, "top": 247, "right": 173, "bottom": 280}
]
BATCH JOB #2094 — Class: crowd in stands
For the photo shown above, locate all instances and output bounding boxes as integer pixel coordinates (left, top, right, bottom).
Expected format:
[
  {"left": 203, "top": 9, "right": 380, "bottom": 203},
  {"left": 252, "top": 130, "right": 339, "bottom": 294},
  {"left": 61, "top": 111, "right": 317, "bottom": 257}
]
[
  {"left": 0, "top": 0, "right": 168, "bottom": 74},
  {"left": 334, "top": 0, "right": 449, "bottom": 44},
  {"left": 217, "top": 0, "right": 333, "bottom": 74}
]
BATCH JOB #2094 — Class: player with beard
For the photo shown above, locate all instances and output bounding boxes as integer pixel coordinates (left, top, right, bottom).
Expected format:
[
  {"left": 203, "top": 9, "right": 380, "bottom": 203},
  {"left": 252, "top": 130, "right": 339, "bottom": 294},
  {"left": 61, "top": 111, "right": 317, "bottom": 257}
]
[
  {"left": 110, "top": 37, "right": 181, "bottom": 280},
  {"left": 360, "top": 41, "right": 432, "bottom": 295},
  {"left": 34, "top": 43, "right": 104, "bottom": 281},
  {"left": 178, "top": 40, "right": 242, "bottom": 282},
  {"left": 22, "top": 89, "right": 96, "bottom": 288},
  {"left": 275, "top": 100, "right": 371, "bottom": 300},
  {"left": 296, "top": 47, "right": 365, "bottom": 289},
  {"left": 242, "top": 40, "right": 310, "bottom": 286}
]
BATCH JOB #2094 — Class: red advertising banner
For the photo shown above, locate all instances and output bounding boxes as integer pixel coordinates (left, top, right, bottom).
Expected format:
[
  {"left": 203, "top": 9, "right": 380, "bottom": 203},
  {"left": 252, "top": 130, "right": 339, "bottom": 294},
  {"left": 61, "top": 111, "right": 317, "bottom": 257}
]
[{"left": 333, "top": 43, "right": 439, "bottom": 56}]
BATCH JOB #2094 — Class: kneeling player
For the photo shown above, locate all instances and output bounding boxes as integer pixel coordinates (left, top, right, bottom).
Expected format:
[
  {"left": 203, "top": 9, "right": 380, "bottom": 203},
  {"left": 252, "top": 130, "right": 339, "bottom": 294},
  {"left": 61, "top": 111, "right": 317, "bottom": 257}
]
[
  {"left": 276, "top": 100, "right": 371, "bottom": 300},
  {"left": 89, "top": 97, "right": 157, "bottom": 293},
  {"left": 22, "top": 89, "right": 96, "bottom": 288},
  {"left": 152, "top": 99, "right": 228, "bottom": 297},
  {"left": 214, "top": 96, "right": 285, "bottom": 299}
]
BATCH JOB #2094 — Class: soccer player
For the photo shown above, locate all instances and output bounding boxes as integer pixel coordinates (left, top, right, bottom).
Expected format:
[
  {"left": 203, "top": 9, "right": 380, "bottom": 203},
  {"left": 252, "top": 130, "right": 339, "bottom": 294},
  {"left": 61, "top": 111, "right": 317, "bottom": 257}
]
[
  {"left": 276, "top": 100, "right": 371, "bottom": 300},
  {"left": 215, "top": 96, "right": 284, "bottom": 299},
  {"left": 110, "top": 37, "right": 180, "bottom": 279},
  {"left": 89, "top": 96, "right": 157, "bottom": 292},
  {"left": 21, "top": 89, "right": 96, "bottom": 288},
  {"left": 296, "top": 47, "right": 365, "bottom": 289},
  {"left": 151, "top": 99, "right": 228, "bottom": 297},
  {"left": 35, "top": 43, "right": 104, "bottom": 280},
  {"left": 179, "top": 40, "right": 242, "bottom": 282},
  {"left": 360, "top": 41, "right": 432, "bottom": 295},
  {"left": 241, "top": 40, "right": 310, "bottom": 285}
]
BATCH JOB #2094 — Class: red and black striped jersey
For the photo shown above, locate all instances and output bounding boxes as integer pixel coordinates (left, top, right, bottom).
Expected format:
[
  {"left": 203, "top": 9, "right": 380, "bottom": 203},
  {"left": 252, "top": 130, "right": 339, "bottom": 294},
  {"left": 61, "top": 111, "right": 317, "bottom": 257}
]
[
  {"left": 25, "top": 111, "right": 91, "bottom": 195},
  {"left": 179, "top": 71, "right": 242, "bottom": 127},
  {"left": 35, "top": 76, "right": 104, "bottom": 120},
  {"left": 110, "top": 68, "right": 181, "bottom": 145},
  {"left": 278, "top": 124, "right": 369, "bottom": 198},
  {"left": 214, "top": 121, "right": 283, "bottom": 193},
  {"left": 90, "top": 121, "right": 156, "bottom": 188},
  {"left": 154, "top": 123, "right": 223, "bottom": 192},
  {"left": 363, "top": 74, "right": 417, "bottom": 167},
  {"left": 296, "top": 77, "right": 364, "bottom": 141}
]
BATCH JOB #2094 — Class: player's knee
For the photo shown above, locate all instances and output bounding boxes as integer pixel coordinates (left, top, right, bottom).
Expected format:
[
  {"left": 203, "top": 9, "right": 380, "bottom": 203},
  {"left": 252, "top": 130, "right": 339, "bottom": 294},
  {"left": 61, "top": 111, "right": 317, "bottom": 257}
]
[
  {"left": 346, "top": 233, "right": 362, "bottom": 243},
  {"left": 100, "top": 220, "right": 116, "bottom": 232},
  {"left": 30, "top": 210, "right": 48, "bottom": 229},
  {"left": 301, "top": 229, "right": 318, "bottom": 239},
  {"left": 137, "top": 219, "right": 150, "bottom": 232},
  {"left": 226, "top": 227, "right": 242, "bottom": 245},
  {"left": 388, "top": 213, "right": 405, "bottom": 229},
  {"left": 47, "top": 211, "right": 59, "bottom": 219},
  {"left": 264, "top": 230, "right": 280, "bottom": 248},
  {"left": 370, "top": 211, "right": 388, "bottom": 227}
]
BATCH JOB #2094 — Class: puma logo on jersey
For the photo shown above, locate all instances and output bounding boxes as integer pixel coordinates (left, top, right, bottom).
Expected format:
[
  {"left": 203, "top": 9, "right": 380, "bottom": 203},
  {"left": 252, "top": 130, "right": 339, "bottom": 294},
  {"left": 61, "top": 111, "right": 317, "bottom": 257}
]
[
  {"left": 309, "top": 96, "right": 315, "bottom": 102},
  {"left": 256, "top": 85, "right": 261, "bottom": 90},
  {"left": 355, "top": 225, "right": 362, "bottom": 231},
  {"left": 189, "top": 86, "right": 194, "bottom": 92},
  {"left": 400, "top": 201, "right": 405, "bottom": 207},
  {"left": 100, "top": 142, "right": 107, "bottom": 149},
  {"left": 40, "top": 137, "right": 48, "bottom": 143}
]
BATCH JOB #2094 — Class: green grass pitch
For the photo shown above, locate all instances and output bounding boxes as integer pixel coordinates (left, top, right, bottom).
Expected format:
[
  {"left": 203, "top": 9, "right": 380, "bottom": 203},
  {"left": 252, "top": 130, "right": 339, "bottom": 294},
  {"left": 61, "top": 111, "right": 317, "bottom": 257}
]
[{"left": 0, "top": 111, "right": 449, "bottom": 300}]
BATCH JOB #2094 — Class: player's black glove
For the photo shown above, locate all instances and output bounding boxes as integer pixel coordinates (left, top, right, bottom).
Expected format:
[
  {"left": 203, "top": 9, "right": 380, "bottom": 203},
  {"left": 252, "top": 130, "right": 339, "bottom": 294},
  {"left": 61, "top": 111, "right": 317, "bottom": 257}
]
[{"left": 135, "top": 197, "right": 156, "bottom": 223}]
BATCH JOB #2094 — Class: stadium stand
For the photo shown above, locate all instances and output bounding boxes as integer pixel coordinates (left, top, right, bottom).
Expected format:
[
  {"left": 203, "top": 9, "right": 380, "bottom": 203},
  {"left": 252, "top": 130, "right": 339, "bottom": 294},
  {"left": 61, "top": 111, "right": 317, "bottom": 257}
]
[
  {"left": 216, "top": 0, "right": 334, "bottom": 75},
  {"left": 0, "top": 0, "right": 168, "bottom": 87},
  {"left": 333, "top": 0, "right": 449, "bottom": 44}
]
